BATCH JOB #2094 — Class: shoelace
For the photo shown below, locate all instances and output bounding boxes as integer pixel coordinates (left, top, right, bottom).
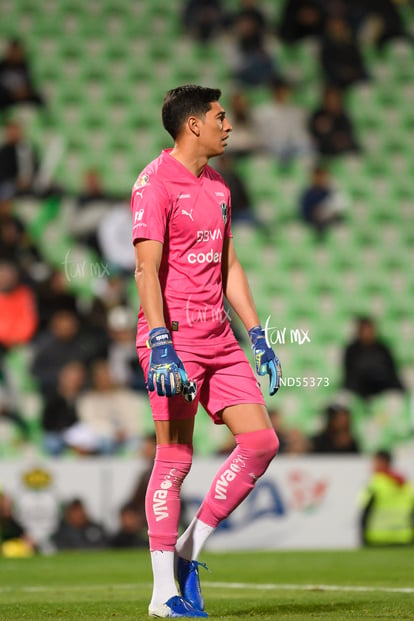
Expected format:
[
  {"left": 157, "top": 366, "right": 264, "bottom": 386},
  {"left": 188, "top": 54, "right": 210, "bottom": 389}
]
[{"left": 190, "top": 561, "right": 209, "bottom": 574}]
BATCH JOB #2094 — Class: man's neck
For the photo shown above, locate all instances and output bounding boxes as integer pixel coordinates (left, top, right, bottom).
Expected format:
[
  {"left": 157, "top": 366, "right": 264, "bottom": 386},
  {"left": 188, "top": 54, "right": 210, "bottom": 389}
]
[{"left": 169, "top": 146, "right": 207, "bottom": 178}]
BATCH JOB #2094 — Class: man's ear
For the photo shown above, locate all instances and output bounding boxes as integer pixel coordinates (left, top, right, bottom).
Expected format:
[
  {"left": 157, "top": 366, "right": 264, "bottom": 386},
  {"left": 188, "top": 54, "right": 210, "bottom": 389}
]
[{"left": 188, "top": 115, "right": 201, "bottom": 137}]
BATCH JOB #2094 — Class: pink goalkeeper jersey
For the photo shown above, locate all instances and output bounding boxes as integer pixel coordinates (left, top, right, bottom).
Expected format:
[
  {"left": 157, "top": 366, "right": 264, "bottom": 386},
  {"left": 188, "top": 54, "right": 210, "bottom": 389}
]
[{"left": 131, "top": 149, "right": 235, "bottom": 348}]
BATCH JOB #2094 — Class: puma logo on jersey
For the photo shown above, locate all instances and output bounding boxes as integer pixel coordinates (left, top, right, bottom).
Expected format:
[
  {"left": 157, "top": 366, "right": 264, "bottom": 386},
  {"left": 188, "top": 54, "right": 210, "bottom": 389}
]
[{"left": 182, "top": 209, "right": 194, "bottom": 221}]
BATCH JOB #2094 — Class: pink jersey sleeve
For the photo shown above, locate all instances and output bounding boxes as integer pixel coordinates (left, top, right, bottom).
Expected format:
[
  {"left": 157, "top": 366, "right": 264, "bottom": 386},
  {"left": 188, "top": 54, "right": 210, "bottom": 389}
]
[{"left": 131, "top": 173, "right": 170, "bottom": 245}]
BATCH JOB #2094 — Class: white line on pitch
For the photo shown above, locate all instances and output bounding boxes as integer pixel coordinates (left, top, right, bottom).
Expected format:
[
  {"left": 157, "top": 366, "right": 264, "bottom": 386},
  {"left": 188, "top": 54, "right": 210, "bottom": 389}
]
[
  {"left": 207, "top": 582, "right": 414, "bottom": 595},
  {"left": 0, "top": 582, "right": 413, "bottom": 595}
]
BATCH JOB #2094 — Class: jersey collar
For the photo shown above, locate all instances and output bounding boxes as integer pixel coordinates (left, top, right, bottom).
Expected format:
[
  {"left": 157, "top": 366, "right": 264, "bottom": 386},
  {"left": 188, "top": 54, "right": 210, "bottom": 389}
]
[{"left": 163, "top": 148, "right": 206, "bottom": 183}]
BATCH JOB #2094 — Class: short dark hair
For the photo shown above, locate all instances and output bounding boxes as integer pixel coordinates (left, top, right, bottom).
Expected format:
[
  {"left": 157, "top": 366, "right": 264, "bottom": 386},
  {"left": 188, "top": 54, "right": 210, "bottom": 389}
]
[
  {"left": 162, "top": 84, "right": 222, "bottom": 140},
  {"left": 325, "top": 403, "right": 350, "bottom": 420},
  {"left": 356, "top": 315, "right": 375, "bottom": 330},
  {"left": 313, "top": 163, "right": 328, "bottom": 176},
  {"left": 357, "top": 314, "right": 373, "bottom": 324},
  {"left": 375, "top": 449, "right": 392, "bottom": 465},
  {"left": 120, "top": 502, "right": 138, "bottom": 515}
]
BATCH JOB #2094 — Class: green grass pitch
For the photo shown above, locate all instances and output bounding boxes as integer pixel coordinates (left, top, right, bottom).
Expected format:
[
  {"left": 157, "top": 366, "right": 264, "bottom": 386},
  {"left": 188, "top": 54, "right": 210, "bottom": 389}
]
[{"left": 1, "top": 548, "right": 413, "bottom": 620}]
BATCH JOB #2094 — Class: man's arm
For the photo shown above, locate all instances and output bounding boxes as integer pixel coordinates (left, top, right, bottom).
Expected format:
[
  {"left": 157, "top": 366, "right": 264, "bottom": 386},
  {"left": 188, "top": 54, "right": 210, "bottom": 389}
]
[
  {"left": 134, "top": 239, "right": 192, "bottom": 398},
  {"left": 359, "top": 489, "right": 375, "bottom": 547},
  {"left": 221, "top": 237, "right": 260, "bottom": 331},
  {"left": 343, "top": 344, "right": 357, "bottom": 391},
  {"left": 134, "top": 239, "right": 166, "bottom": 330},
  {"left": 222, "top": 237, "right": 281, "bottom": 395}
]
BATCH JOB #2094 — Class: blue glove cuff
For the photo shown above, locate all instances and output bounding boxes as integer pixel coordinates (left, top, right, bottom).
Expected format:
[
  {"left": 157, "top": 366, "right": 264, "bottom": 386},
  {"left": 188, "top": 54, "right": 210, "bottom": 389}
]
[
  {"left": 148, "top": 327, "right": 172, "bottom": 348},
  {"left": 248, "top": 325, "right": 264, "bottom": 344}
]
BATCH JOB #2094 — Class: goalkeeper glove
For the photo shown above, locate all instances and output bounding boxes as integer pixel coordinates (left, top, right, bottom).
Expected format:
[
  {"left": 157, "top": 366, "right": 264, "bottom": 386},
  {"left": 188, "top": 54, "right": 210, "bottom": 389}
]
[
  {"left": 249, "top": 325, "right": 282, "bottom": 396},
  {"left": 147, "top": 327, "right": 188, "bottom": 397}
]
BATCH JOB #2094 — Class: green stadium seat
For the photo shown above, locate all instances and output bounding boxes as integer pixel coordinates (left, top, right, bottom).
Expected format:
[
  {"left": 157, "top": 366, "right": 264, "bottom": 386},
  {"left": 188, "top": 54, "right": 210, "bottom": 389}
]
[{"left": 354, "top": 392, "right": 412, "bottom": 453}]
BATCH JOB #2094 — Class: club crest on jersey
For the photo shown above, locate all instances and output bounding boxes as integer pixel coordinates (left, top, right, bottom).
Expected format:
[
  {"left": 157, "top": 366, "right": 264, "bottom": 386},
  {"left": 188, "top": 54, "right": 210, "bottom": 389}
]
[
  {"left": 136, "top": 173, "right": 149, "bottom": 188},
  {"left": 220, "top": 202, "right": 228, "bottom": 224}
]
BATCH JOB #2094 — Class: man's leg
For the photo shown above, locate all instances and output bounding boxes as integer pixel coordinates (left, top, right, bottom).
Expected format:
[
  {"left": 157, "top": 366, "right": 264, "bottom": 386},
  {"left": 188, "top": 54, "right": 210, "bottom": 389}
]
[
  {"left": 176, "top": 404, "right": 279, "bottom": 606},
  {"left": 147, "top": 418, "right": 207, "bottom": 617}
]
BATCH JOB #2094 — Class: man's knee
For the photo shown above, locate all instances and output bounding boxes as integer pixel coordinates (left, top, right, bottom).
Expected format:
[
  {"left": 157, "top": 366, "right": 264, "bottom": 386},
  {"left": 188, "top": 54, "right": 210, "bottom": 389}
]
[
  {"left": 154, "top": 444, "right": 194, "bottom": 486},
  {"left": 262, "top": 429, "right": 280, "bottom": 461},
  {"left": 236, "top": 428, "right": 279, "bottom": 473}
]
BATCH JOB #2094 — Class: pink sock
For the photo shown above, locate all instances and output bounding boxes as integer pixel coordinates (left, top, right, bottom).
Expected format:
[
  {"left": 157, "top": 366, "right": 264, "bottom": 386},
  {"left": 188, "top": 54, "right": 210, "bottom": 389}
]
[
  {"left": 197, "top": 428, "right": 279, "bottom": 528},
  {"left": 145, "top": 443, "right": 193, "bottom": 551}
]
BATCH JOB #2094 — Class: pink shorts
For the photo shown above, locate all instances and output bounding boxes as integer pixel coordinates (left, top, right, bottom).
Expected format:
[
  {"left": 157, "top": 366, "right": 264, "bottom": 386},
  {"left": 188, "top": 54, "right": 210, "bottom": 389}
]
[{"left": 137, "top": 339, "right": 265, "bottom": 424}]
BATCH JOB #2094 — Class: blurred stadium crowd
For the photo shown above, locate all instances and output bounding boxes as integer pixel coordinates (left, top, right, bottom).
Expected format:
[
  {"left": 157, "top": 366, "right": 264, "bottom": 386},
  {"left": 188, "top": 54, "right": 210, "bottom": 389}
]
[{"left": 0, "top": 0, "right": 414, "bottom": 461}]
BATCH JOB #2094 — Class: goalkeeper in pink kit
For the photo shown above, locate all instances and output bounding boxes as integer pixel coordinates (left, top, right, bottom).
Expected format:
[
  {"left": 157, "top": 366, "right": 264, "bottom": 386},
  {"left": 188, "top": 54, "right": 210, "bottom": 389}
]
[{"left": 132, "top": 85, "right": 281, "bottom": 618}]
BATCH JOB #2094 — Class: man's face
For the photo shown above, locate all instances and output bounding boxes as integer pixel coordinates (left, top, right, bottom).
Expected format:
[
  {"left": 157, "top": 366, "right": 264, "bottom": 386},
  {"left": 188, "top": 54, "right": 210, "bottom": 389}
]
[
  {"left": 0, "top": 262, "right": 18, "bottom": 292},
  {"left": 373, "top": 456, "right": 389, "bottom": 473},
  {"left": 7, "top": 43, "right": 24, "bottom": 63},
  {"left": 358, "top": 321, "right": 375, "bottom": 344},
  {"left": 198, "top": 101, "right": 232, "bottom": 158},
  {"left": 325, "top": 89, "right": 342, "bottom": 114},
  {"left": 67, "top": 505, "right": 87, "bottom": 528},
  {"left": 50, "top": 311, "right": 79, "bottom": 340},
  {"left": 5, "top": 123, "right": 21, "bottom": 144}
]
